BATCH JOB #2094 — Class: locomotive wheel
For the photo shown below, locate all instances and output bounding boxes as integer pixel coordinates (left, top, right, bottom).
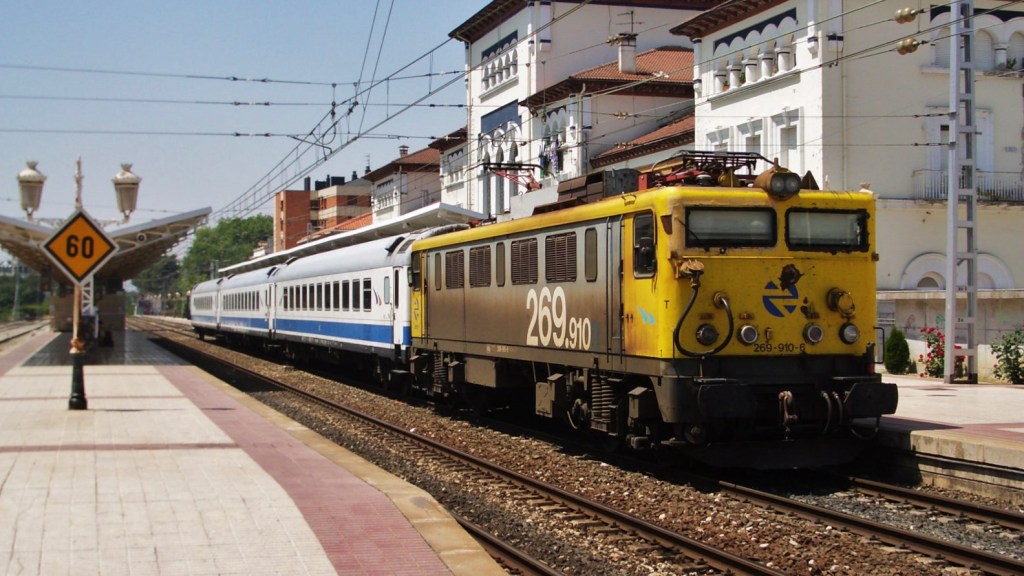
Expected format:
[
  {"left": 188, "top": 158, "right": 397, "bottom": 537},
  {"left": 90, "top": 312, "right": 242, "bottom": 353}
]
[{"left": 598, "top": 433, "right": 625, "bottom": 453}]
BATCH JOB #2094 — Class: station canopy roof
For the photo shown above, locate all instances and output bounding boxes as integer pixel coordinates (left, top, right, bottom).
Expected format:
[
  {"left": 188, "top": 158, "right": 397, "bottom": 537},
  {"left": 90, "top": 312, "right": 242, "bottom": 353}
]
[{"left": 0, "top": 208, "right": 210, "bottom": 284}]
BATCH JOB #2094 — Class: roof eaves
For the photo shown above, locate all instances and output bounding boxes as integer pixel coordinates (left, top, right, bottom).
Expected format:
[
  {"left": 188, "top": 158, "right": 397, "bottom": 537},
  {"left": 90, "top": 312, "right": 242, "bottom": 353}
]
[{"left": 670, "top": 0, "right": 784, "bottom": 38}]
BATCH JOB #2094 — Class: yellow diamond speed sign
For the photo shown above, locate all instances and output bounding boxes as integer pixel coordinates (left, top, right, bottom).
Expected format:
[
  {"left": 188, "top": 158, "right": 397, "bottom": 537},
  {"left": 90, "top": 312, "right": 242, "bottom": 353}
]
[{"left": 43, "top": 210, "right": 117, "bottom": 285}]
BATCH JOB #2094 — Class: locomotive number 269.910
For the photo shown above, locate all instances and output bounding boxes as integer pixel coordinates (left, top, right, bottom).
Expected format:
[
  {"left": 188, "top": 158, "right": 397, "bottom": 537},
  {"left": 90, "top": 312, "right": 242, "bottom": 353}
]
[{"left": 525, "top": 287, "right": 592, "bottom": 350}]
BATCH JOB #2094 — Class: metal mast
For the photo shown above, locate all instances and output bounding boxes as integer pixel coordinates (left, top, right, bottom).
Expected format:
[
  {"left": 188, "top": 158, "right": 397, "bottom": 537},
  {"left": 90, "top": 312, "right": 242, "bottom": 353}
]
[{"left": 944, "top": 0, "right": 978, "bottom": 383}]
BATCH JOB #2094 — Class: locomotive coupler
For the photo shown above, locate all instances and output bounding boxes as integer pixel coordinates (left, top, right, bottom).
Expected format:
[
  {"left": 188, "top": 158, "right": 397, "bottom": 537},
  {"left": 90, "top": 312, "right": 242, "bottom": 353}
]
[{"left": 778, "top": 390, "right": 798, "bottom": 430}]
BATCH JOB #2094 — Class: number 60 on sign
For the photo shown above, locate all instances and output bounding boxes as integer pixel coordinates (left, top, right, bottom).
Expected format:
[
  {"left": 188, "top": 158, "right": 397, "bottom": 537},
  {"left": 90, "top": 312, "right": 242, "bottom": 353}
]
[{"left": 42, "top": 210, "right": 118, "bottom": 285}]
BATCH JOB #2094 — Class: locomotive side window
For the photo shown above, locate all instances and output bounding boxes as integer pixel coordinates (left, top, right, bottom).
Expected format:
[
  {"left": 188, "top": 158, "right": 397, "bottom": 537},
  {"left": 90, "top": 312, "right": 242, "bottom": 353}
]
[
  {"left": 445, "top": 250, "right": 465, "bottom": 289},
  {"left": 434, "top": 253, "right": 442, "bottom": 291},
  {"left": 410, "top": 253, "right": 422, "bottom": 290},
  {"left": 685, "top": 208, "right": 775, "bottom": 247},
  {"left": 786, "top": 209, "right": 868, "bottom": 251},
  {"left": 511, "top": 238, "right": 538, "bottom": 284},
  {"left": 352, "top": 280, "right": 361, "bottom": 311},
  {"left": 332, "top": 281, "right": 340, "bottom": 311},
  {"left": 316, "top": 283, "right": 324, "bottom": 311},
  {"left": 545, "top": 232, "right": 577, "bottom": 282},
  {"left": 342, "top": 281, "right": 350, "bottom": 310},
  {"left": 585, "top": 228, "right": 598, "bottom": 282},
  {"left": 469, "top": 246, "right": 491, "bottom": 287},
  {"left": 633, "top": 213, "right": 656, "bottom": 277},
  {"left": 362, "top": 278, "right": 372, "bottom": 310},
  {"left": 496, "top": 242, "right": 506, "bottom": 287}
]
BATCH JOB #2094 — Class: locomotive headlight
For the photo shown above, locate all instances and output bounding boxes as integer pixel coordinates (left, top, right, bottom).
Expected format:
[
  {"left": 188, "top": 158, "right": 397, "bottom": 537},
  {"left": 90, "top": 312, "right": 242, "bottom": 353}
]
[
  {"left": 737, "top": 324, "right": 759, "bottom": 345},
  {"left": 827, "top": 288, "right": 856, "bottom": 318},
  {"left": 754, "top": 167, "right": 801, "bottom": 199},
  {"left": 803, "top": 323, "right": 824, "bottom": 345},
  {"left": 696, "top": 324, "right": 719, "bottom": 346},
  {"left": 840, "top": 322, "right": 860, "bottom": 344}
]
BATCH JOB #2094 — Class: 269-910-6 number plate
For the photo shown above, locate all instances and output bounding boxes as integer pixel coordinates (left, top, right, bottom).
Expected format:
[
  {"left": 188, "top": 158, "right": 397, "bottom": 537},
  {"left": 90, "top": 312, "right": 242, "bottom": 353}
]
[{"left": 753, "top": 342, "right": 806, "bottom": 354}]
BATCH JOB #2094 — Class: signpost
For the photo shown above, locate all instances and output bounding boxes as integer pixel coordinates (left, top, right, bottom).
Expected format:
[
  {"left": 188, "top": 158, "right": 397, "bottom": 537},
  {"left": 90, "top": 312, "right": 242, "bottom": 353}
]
[
  {"left": 18, "top": 159, "right": 139, "bottom": 411},
  {"left": 42, "top": 209, "right": 118, "bottom": 410}
]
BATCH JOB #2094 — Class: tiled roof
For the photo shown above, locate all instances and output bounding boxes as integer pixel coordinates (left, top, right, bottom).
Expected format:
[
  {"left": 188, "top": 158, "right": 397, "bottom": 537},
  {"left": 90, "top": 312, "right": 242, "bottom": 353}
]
[
  {"left": 591, "top": 114, "right": 695, "bottom": 168},
  {"left": 335, "top": 212, "right": 373, "bottom": 231},
  {"left": 522, "top": 47, "right": 694, "bottom": 109},
  {"left": 396, "top": 147, "right": 440, "bottom": 166},
  {"left": 299, "top": 212, "right": 374, "bottom": 244},
  {"left": 575, "top": 46, "right": 694, "bottom": 82},
  {"left": 363, "top": 147, "right": 440, "bottom": 181},
  {"left": 429, "top": 127, "right": 468, "bottom": 151}
]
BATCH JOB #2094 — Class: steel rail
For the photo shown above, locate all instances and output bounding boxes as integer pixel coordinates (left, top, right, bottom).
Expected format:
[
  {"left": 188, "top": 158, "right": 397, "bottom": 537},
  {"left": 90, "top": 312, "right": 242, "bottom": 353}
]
[
  {"left": 146, "top": 326, "right": 785, "bottom": 576},
  {"left": 719, "top": 480, "right": 1024, "bottom": 576},
  {"left": 450, "top": 512, "right": 563, "bottom": 576},
  {"left": 847, "top": 475, "right": 1024, "bottom": 532}
]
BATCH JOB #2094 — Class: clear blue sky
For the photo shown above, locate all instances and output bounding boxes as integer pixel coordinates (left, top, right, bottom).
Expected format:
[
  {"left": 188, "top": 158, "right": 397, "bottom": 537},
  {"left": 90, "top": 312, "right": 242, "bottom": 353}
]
[{"left": 1, "top": 0, "right": 483, "bottom": 227}]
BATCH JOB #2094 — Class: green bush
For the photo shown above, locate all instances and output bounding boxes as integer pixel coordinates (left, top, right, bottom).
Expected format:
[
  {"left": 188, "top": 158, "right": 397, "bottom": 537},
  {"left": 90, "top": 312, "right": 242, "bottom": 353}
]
[
  {"left": 884, "top": 326, "right": 911, "bottom": 374},
  {"left": 993, "top": 326, "right": 1024, "bottom": 384}
]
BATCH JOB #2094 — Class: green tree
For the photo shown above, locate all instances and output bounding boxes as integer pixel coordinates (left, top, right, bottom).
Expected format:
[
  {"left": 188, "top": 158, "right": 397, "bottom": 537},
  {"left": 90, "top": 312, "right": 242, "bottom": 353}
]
[
  {"left": 132, "top": 255, "right": 180, "bottom": 296},
  {"left": 178, "top": 215, "right": 273, "bottom": 293},
  {"left": 0, "top": 264, "right": 45, "bottom": 321},
  {"left": 884, "top": 326, "right": 911, "bottom": 375}
]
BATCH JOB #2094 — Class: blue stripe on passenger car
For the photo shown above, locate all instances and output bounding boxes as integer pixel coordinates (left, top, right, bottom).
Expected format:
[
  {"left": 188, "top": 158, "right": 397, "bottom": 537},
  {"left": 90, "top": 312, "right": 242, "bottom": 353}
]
[
  {"left": 275, "top": 318, "right": 410, "bottom": 346},
  {"left": 219, "top": 316, "right": 269, "bottom": 330}
]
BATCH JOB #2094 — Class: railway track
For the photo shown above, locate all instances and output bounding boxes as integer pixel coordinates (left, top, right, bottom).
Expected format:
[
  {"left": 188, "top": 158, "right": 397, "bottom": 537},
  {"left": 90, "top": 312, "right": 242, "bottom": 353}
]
[
  {"left": 132, "top": 317, "right": 1024, "bottom": 575},
  {"left": 138, "top": 317, "right": 785, "bottom": 576},
  {"left": 844, "top": 474, "right": 1024, "bottom": 532},
  {"left": 714, "top": 479, "right": 1024, "bottom": 576},
  {"left": 0, "top": 319, "right": 49, "bottom": 345}
]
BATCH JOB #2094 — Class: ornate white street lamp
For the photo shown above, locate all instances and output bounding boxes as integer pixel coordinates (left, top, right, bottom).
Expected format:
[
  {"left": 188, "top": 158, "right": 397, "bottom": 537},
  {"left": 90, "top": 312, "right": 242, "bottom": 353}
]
[
  {"left": 113, "top": 163, "right": 141, "bottom": 223},
  {"left": 17, "top": 161, "right": 46, "bottom": 221}
]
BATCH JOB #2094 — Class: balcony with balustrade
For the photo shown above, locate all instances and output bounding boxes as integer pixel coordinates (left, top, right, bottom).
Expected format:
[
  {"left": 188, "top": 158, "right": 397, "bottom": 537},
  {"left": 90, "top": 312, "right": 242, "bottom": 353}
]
[{"left": 912, "top": 170, "right": 1024, "bottom": 203}]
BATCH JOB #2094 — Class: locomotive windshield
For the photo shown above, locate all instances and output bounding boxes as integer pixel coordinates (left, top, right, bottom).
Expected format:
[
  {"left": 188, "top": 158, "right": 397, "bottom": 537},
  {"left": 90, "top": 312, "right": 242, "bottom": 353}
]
[
  {"left": 786, "top": 209, "right": 868, "bottom": 251},
  {"left": 685, "top": 208, "right": 775, "bottom": 248}
]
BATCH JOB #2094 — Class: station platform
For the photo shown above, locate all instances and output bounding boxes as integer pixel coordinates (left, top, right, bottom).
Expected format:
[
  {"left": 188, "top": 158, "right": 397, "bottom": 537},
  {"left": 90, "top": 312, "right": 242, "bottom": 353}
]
[
  {"left": 0, "top": 329, "right": 505, "bottom": 576},
  {"left": 871, "top": 372, "right": 1024, "bottom": 501}
]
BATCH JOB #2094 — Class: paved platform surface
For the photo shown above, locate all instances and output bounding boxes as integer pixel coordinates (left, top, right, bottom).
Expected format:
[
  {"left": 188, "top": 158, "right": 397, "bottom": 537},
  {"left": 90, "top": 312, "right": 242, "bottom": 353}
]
[
  {"left": 872, "top": 373, "right": 1024, "bottom": 498},
  {"left": 0, "top": 329, "right": 505, "bottom": 576}
]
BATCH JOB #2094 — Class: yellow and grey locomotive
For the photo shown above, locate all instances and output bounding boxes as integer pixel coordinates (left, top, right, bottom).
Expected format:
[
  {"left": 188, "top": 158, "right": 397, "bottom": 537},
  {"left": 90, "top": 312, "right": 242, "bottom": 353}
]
[{"left": 408, "top": 153, "right": 897, "bottom": 467}]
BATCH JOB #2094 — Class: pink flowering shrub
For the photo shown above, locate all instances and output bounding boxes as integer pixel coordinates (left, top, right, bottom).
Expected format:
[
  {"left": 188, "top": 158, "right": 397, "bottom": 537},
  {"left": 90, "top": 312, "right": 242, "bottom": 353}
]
[{"left": 919, "top": 327, "right": 964, "bottom": 378}]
